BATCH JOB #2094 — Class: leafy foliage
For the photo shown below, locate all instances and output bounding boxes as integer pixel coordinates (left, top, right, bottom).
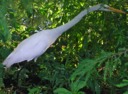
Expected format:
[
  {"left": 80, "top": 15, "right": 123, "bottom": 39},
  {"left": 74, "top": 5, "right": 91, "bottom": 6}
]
[{"left": 0, "top": 0, "right": 128, "bottom": 94}]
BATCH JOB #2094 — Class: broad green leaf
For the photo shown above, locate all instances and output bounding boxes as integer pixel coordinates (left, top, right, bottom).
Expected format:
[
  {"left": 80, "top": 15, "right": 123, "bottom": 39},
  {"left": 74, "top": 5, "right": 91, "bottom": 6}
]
[
  {"left": 116, "top": 79, "right": 128, "bottom": 88},
  {"left": 54, "top": 88, "right": 72, "bottom": 94},
  {"left": 123, "top": 91, "right": 128, "bottom": 94}
]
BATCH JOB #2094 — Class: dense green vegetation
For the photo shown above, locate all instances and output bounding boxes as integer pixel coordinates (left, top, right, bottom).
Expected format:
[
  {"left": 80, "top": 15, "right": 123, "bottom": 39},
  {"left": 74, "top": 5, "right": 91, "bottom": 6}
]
[{"left": 0, "top": 0, "right": 128, "bottom": 94}]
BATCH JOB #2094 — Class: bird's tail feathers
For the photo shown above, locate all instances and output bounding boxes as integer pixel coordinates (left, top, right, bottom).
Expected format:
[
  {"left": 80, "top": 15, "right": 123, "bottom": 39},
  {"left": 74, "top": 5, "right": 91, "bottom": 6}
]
[
  {"left": 3, "top": 53, "right": 18, "bottom": 68},
  {"left": 3, "top": 57, "right": 14, "bottom": 68}
]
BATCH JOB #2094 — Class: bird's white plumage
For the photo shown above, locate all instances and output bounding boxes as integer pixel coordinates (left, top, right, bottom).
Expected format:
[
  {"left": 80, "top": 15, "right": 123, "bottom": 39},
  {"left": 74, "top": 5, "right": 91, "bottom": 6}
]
[
  {"left": 3, "top": 30, "right": 59, "bottom": 67},
  {"left": 3, "top": 4, "right": 125, "bottom": 68}
]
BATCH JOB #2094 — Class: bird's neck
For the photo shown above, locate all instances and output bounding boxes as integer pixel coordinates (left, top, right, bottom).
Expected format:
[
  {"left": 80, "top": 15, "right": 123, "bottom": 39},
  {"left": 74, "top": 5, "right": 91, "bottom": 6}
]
[{"left": 52, "top": 5, "right": 99, "bottom": 36}]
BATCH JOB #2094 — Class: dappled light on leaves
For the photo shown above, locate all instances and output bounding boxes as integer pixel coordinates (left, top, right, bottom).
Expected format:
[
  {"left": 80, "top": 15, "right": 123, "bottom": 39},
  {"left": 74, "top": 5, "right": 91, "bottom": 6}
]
[{"left": 0, "top": 0, "right": 127, "bottom": 94}]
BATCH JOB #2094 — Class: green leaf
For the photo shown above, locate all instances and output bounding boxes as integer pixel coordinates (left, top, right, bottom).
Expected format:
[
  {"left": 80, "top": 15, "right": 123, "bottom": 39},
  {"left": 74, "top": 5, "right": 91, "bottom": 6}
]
[
  {"left": 28, "top": 87, "right": 41, "bottom": 94},
  {"left": 71, "top": 80, "right": 86, "bottom": 92},
  {"left": 123, "top": 91, "right": 128, "bottom": 94},
  {"left": 71, "top": 59, "right": 96, "bottom": 81},
  {"left": 54, "top": 88, "right": 72, "bottom": 94},
  {"left": 0, "top": 64, "right": 4, "bottom": 87},
  {"left": 116, "top": 79, "right": 128, "bottom": 88}
]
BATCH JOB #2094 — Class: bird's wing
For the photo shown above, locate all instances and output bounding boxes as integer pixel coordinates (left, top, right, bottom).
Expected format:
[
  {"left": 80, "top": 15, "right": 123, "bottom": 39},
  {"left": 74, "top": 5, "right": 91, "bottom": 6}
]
[{"left": 3, "top": 31, "right": 50, "bottom": 67}]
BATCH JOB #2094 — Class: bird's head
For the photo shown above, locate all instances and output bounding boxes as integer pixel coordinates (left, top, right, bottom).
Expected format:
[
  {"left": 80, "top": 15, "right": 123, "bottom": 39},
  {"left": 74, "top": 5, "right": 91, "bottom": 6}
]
[{"left": 97, "top": 4, "right": 126, "bottom": 14}]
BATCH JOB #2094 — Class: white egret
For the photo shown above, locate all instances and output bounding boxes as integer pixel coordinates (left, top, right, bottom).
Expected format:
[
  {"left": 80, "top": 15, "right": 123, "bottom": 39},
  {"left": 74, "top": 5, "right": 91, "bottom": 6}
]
[{"left": 3, "top": 4, "right": 125, "bottom": 68}]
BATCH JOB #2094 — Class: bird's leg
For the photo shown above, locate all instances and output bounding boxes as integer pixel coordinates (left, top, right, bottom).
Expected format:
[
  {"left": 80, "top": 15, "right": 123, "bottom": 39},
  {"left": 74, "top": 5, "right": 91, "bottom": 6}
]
[{"left": 34, "top": 57, "right": 38, "bottom": 62}]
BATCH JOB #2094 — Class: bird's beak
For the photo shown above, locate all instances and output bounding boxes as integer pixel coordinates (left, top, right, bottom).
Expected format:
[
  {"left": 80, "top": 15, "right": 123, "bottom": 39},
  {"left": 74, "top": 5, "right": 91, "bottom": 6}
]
[{"left": 108, "top": 6, "right": 126, "bottom": 14}]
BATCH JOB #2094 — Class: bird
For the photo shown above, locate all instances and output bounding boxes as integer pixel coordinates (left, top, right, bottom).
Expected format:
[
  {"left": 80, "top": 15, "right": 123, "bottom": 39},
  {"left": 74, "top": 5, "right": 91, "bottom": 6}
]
[{"left": 3, "top": 4, "right": 125, "bottom": 68}]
